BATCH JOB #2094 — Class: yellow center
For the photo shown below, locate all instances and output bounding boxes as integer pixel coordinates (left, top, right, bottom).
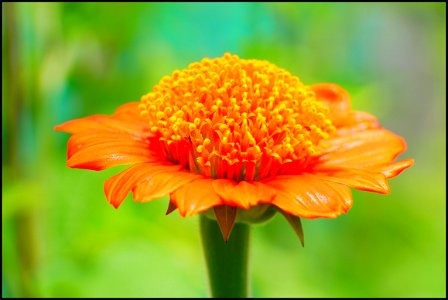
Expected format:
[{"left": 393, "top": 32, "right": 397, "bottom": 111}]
[{"left": 139, "top": 53, "right": 334, "bottom": 181}]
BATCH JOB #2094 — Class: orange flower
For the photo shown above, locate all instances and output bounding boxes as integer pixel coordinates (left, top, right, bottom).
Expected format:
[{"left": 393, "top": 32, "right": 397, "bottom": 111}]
[{"left": 56, "top": 53, "right": 413, "bottom": 240}]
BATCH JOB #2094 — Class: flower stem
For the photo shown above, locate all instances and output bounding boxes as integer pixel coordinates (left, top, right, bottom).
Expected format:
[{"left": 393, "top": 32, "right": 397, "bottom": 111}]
[{"left": 200, "top": 215, "right": 250, "bottom": 298}]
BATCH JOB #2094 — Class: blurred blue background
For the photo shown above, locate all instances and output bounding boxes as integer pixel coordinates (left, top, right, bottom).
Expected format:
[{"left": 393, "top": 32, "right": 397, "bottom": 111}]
[{"left": 2, "top": 2, "right": 446, "bottom": 297}]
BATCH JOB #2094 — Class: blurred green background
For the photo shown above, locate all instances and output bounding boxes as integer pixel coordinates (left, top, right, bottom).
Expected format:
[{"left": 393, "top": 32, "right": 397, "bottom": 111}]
[{"left": 2, "top": 2, "right": 446, "bottom": 298}]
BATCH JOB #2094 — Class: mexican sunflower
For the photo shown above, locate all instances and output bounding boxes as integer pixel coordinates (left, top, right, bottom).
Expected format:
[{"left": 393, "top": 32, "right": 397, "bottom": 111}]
[{"left": 55, "top": 53, "right": 413, "bottom": 242}]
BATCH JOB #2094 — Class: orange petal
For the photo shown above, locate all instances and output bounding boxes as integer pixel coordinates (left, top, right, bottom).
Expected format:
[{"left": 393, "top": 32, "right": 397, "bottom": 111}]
[
  {"left": 56, "top": 115, "right": 150, "bottom": 138},
  {"left": 370, "top": 158, "right": 414, "bottom": 179},
  {"left": 114, "top": 102, "right": 147, "bottom": 120},
  {"left": 212, "top": 179, "right": 277, "bottom": 209},
  {"left": 335, "top": 111, "right": 380, "bottom": 134},
  {"left": 310, "top": 83, "right": 351, "bottom": 126},
  {"left": 66, "top": 131, "right": 153, "bottom": 170},
  {"left": 55, "top": 102, "right": 150, "bottom": 137},
  {"left": 132, "top": 169, "right": 199, "bottom": 202},
  {"left": 315, "top": 168, "right": 390, "bottom": 194},
  {"left": 104, "top": 162, "right": 181, "bottom": 208},
  {"left": 214, "top": 205, "right": 238, "bottom": 242},
  {"left": 171, "top": 178, "right": 223, "bottom": 217},
  {"left": 264, "top": 174, "right": 352, "bottom": 219},
  {"left": 55, "top": 115, "right": 112, "bottom": 134},
  {"left": 316, "top": 129, "right": 407, "bottom": 170}
]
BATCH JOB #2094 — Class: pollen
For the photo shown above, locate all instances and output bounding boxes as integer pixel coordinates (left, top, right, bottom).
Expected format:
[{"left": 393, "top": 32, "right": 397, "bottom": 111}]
[{"left": 140, "top": 53, "right": 335, "bottom": 181}]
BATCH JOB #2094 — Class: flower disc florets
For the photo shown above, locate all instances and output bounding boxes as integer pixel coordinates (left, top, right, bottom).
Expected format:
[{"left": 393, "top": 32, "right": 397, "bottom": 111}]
[{"left": 139, "top": 53, "right": 335, "bottom": 181}]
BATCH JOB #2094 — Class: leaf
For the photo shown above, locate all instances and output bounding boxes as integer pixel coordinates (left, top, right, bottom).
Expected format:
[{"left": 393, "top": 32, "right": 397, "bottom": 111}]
[
  {"left": 281, "top": 212, "right": 305, "bottom": 247},
  {"left": 213, "top": 205, "right": 237, "bottom": 242}
]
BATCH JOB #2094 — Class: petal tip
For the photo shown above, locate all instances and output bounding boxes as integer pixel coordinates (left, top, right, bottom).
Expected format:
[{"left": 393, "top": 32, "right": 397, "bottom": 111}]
[{"left": 109, "top": 199, "right": 121, "bottom": 209}]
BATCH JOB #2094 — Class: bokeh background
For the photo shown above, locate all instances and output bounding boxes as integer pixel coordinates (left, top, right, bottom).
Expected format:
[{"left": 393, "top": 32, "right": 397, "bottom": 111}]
[{"left": 2, "top": 2, "right": 446, "bottom": 298}]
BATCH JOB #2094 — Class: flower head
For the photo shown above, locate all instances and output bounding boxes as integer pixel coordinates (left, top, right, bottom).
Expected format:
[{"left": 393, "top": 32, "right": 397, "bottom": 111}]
[{"left": 56, "top": 53, "right": 413, "bottom": 241}]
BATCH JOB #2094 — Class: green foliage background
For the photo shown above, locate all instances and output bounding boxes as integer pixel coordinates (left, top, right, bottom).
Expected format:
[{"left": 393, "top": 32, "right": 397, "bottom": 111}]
[{"left": 2, "top": 2, "right": 446, "bottom": 297}]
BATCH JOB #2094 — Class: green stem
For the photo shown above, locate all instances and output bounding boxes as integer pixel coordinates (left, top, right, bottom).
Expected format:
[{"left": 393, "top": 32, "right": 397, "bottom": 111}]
[{"left": 200, "top": 215, "right": 250, "bottom": 298}]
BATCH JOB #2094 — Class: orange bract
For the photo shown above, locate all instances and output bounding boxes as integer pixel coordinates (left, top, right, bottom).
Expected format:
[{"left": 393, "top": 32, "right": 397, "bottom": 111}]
[{"left": 56, "top": 53, "right": 413, "bottom": 240}]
